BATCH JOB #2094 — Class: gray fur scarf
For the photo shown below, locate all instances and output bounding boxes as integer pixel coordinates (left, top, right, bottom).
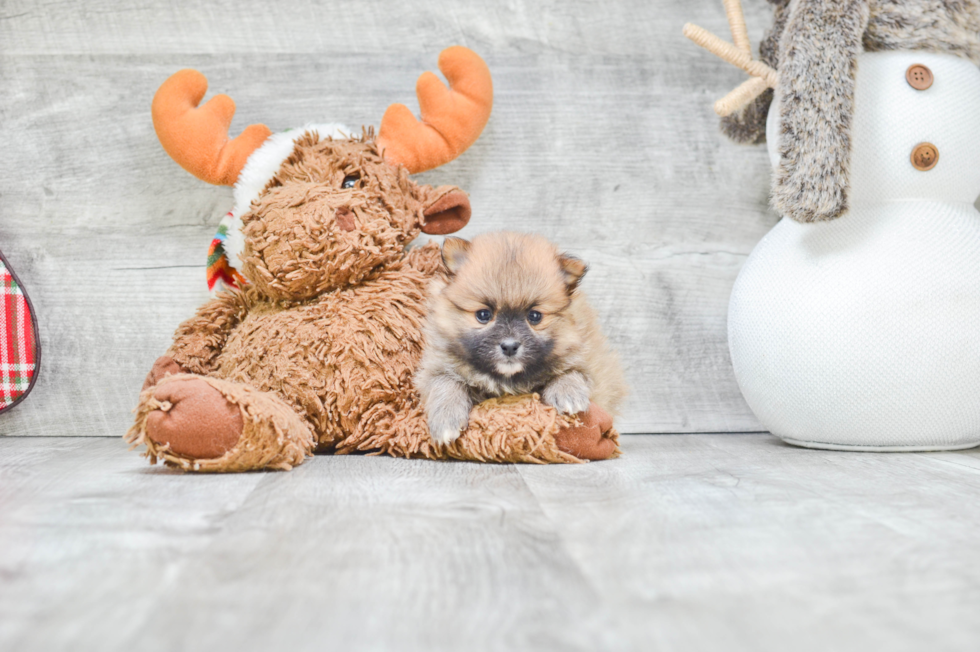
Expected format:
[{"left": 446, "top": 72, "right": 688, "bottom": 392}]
[{"left": 724, "top": 0, "right": 980, "bottom": 222}]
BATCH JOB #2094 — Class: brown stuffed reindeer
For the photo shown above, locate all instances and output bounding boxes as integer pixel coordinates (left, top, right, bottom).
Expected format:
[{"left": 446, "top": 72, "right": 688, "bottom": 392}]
[{"left": 126, "top": 47, "right": 619, "bottom": 472}]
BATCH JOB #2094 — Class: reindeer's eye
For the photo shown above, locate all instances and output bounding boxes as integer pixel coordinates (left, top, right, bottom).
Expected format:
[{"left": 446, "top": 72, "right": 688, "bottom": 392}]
[
  {"left": 341, "top": 174, "right": 360, "bottom": 189},
  {"left": 475, "top": 309, "right": 493, "bottom": 324}
]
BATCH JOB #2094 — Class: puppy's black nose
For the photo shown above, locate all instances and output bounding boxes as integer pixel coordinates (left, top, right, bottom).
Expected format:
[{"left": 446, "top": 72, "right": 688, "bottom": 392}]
[{"left": 500, "top": 339, "right": 521, "bottom": 357}]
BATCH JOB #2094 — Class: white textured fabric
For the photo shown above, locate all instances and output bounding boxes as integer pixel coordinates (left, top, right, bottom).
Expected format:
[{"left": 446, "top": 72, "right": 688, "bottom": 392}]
[{"left": 730, "top": 52, "right": 980, "bottom": 450}]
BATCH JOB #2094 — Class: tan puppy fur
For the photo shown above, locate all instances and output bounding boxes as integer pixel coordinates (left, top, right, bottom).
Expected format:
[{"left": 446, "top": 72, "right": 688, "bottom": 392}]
[{"left": 417, "top": 231, "right": 628, "bottom": 444}]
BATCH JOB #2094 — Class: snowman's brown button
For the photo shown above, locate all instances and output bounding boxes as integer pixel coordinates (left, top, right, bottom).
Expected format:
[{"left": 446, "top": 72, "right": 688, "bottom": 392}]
[
  {"left": 906, "top": 64, "right": 933, "bottom": 90},
  {"left": 910, "top": 143, "right": 939, "bottom": 171}
]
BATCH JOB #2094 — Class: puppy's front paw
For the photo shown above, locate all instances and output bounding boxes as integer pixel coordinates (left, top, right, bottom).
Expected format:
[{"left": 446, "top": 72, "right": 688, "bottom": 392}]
[
  {"left": 542, "top": 372, "right": 592, "bottom": 415},
  {"left": 426, "top": 404, "right": 471, "bottom": 445},
  {"left": 420, "top": 373, "right": 474, "bottom": 445}
]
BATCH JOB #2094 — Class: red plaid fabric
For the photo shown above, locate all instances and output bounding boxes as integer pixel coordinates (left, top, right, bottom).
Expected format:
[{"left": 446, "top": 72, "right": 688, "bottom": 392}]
[{"left": 0, "top": 253, "right": 37, "bottom": 411}]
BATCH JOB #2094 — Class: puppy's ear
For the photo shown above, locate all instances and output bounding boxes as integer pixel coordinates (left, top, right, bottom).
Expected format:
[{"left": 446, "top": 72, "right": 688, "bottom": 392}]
[
  {"left": 558, "top": 254, "right": 588, "bottom": 293},
  {"left": 442, "top": 237, "right": 472, "bottom": 275},
  {"left": 420, "top": 185, "right": 471, "bottom": 235}
]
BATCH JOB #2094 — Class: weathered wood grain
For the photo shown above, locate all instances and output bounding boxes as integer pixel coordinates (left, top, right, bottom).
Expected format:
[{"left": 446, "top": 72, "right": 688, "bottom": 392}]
[
  {"left": 520, "top": 436, "right": 980, "bottom": 652},
  {"left": 4, "top": 435, "right": 980, "bottom": 651},
  {"left": 0, "top": 0, "right": 776, "bottom": 57},
  {"left": 0, "top": 437, "right": 615, "bottom": 651},
  {"left": 0, "top": 1, "right": 786, "bottom": 436}
]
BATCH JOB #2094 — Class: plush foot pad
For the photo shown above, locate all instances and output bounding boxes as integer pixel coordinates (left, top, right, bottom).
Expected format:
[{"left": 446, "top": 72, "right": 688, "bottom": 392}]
[
  {"left": 553, "top": 402, "right": 620, "bottom": 461},
  {"left": 145, "top": 376, "right": 244, "bottom": 459},
  {"left": 126, "top": 373, "right": 316, "bottom": 472}
]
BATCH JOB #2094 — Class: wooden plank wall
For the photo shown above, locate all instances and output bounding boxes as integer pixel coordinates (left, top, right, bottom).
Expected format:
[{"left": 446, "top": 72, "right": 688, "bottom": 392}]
[{"left": 0, "top": 0, "right": 783, "bottom": 436}]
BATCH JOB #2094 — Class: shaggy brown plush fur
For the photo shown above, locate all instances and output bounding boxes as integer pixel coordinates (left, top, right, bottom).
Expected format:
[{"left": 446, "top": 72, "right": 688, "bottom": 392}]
[
  {"left": 718, "top": 0, "right": 980, "bottom": 222},
  {"left": 126, "top": 133, "right": 620, "bottom": 471}
]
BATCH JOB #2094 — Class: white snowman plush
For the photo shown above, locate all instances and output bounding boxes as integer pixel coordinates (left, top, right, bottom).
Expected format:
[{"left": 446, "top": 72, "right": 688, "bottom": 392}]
[{"left": 686, "top": 0, "right": 980, "bottom": 450}]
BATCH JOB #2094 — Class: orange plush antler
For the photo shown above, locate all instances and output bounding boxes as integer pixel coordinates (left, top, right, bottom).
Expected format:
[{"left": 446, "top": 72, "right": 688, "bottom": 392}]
[
  {"left": 151, "top": 70, "right": 272, "bottom": 186},
  {"left": 377, "top": 46, "right": 493, "bottom": 174}
]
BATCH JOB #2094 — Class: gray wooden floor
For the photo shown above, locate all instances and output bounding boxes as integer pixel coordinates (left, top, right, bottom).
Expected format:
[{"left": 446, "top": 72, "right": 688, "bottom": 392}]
[{"left": 3, "top": 435, "right": 980, "bottom": 652}]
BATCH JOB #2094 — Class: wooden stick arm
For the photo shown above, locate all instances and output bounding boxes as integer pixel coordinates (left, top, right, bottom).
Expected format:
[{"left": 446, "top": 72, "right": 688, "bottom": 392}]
[
  {"left": 683, "top": 23, "right": 778, "bottom": 87},
  {"left": 684, "top": 2, "right": 776, "bottom": 118},
  {"left": 714, "top": 76, "right": 770, "bottom": 117},
  {"left": 722, "top": 0, "right": 752, "bottom": 54}
]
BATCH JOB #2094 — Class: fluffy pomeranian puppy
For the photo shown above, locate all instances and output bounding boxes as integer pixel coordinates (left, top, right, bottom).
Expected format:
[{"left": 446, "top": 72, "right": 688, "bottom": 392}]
[{"left": 416, "top": 231, "right": 628, "bottom": 444}]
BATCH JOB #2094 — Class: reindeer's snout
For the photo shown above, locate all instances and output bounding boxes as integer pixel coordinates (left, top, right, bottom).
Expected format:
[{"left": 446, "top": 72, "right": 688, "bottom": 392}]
[{"left": 335, "top": 207, "right": 356, "bottom": 232}]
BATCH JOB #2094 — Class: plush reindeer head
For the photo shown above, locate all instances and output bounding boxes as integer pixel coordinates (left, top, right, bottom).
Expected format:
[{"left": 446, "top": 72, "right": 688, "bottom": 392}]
[{"left": 151, "top": 47, "right": 492, "bottom": 300}]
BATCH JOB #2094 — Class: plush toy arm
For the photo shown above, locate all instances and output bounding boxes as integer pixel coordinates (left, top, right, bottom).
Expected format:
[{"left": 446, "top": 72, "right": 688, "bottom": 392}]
[
  {"left": 344, "top": 394, "right": 618, "bottom": 463},
  {"left": 772, "top": 0, "right": 871, "bottom": 222},
  {"left": 165, "top": 290, "right": 251, "bottom": 375}
]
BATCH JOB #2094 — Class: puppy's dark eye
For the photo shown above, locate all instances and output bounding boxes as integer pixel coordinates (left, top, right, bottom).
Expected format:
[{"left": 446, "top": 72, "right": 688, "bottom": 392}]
[
  {"left": 527, "top": 310, "right": 543, "bottom": 325},
  {"left": 341, "top": 174, "right": 360, "bottom": 189},
  {"left": 475, "top": 309, "right": 493, "bottom": 324}
]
